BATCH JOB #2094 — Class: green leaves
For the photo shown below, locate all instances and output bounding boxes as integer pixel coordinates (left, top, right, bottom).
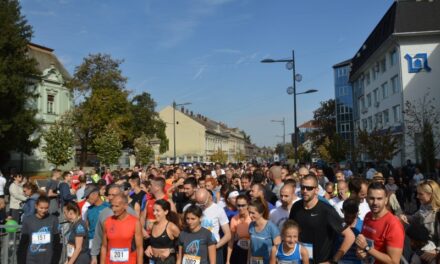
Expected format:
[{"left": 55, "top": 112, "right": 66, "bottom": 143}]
[
  {"left": 211, "top": 148, "right": 228, "bottom": 164},
  {"left": 0, "top": 0, "right": 41, "bottom": 164},
  {"left": 357, "top": 128, "right": 400, "bottom": 162},
  {"left": 93, "top": 126, "right": 122, "bottom": 166},
  {"left": 134, "top": 133, "right": 154, "bottom": 166},
  {"left": 42, "top": 121, "right": 74, "bottom": 167}
]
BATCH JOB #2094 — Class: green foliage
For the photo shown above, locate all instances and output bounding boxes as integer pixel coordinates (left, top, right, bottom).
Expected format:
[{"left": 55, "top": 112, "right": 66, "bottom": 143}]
[
  {"left": 357, "top": 128, "right": 400, "bottom": 162},
  {"left": 317, "top": 135, "right": 347, "bottom": 163},
  {"left": 42, "top": 121, "right": 74, "bottom": 167},
  {"left": 311, "top": 99, "right": 336, "bottom": 146},
  {"left": 93, "top": 126, "right": 122, "bottom": 166},
  {"left": 0, "top": 0, "right": 41, "bottom": 164},
  {"left": 130, "top": 93, "right": 168, "bottom": 153},
  {"left": 134, "top": 133, "right": 154, "bottom": 166},
  {"left": 210, "top": 148, "right": 228, "bottom": 164},
  {"left": 233, "top": 150, "right": 246, "bottom": 162},
  {"left": 297, "top": 145, "right": 312, "bottom": 163},
  {"left": 404, "top": 92, "right": 439, "bottom": 172}
]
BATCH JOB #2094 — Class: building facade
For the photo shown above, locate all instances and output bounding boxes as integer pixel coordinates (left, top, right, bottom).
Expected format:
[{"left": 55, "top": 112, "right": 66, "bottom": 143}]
[
  {"left": 7, "top": 43, "right": 74, "bottom": 172},
  {"left": 159, "top": 106, "right": 247, "bottom": 163},
  {"left": 349, "top": 0, "right": 440, "bottom": 166},
  {"left": 333, "top": 59, "right": 355, "bottom": 158}
]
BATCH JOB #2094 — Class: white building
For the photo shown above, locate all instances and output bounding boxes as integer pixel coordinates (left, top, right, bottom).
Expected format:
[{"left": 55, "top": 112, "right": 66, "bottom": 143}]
[{"left": 350, "top": 0, "right": 440, "bottom": 166}]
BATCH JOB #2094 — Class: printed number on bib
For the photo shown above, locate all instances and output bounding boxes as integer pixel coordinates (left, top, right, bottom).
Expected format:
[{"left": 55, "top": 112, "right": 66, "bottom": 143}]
[
  {"left": 278, "top": 261, "right": 299, "bottom": 264},
  {"left": 182, "top": 254, "right": 201, "bottom": 264},
  {"left": 251, "top": 256, "right": 264, "bottom": 264},
  {"left": 31, "top": 232, "right": 50, "bottom": 245},
  {"left": 67, "top": 244, "right": 75, "bottom": 258},
  {"left": 237, "top": 238, "right": 250, "bottom": 250},
  {"left": 110, "top": 248, "right": 129, "bottom": 262},
  {"left": 303, "top": 243, "right": 313, "bottom": 259}
]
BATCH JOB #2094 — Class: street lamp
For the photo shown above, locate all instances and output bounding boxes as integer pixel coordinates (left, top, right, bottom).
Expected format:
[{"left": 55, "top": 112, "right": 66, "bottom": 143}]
[
  {"left": 261, "top": 50, "right": 318, "bottom": 163},
  {"left": 271, "top": 118, "right": 285, "bottom": 159},
  {"left": 173, "top": 100, "right": 191, "bottom": 164}
]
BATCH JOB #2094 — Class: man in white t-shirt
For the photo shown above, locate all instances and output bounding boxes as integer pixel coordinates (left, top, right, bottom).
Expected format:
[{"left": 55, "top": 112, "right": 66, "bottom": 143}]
[
  {"left": 332, "top": 181, "right": 350, "bottom": 217},
  {"left": 195, "top": 188, "right": 231, "bottom": 264},
  {"left": 270, "top": 183, "right": 300, "bottom": 229}
]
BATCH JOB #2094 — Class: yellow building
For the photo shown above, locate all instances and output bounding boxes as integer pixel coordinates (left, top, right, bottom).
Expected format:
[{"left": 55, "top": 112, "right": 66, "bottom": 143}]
[{"left": 159, "top": 106, "right": 246, "bottom": 163}]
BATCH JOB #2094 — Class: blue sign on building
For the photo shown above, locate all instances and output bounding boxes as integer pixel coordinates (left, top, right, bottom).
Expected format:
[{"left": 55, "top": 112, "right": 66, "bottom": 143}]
[{"left": 404, "top": 53, "right": 431, "bottom": 73}]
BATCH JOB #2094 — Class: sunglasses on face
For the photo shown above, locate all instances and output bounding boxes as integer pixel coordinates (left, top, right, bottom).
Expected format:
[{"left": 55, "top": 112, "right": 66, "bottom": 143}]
[
  {"left": 300, "top": 185, "right": 316, "bottom": 191},
  {"left": 236, "top": 204, "right": 248, "bottom": 208}
]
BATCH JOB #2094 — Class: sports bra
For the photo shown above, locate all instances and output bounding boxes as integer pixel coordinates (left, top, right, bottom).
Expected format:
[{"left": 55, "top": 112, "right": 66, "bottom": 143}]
[{"left": 150, "top": 222, "right": 175, "bottom": 249}]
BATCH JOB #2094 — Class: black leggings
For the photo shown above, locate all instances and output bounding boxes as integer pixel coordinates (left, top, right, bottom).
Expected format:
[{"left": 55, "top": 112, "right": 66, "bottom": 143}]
[{"left": 151, "top": 254, "right": 176, "bottom": 264}]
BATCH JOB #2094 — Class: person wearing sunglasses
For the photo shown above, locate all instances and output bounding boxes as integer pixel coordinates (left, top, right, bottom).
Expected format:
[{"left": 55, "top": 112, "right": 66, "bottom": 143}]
[
  {"left": 226, "top": 195, "right": 251, "bottom": 264},
  {"left": 289, "top": 174, "right": 355, "bottom": 263}
]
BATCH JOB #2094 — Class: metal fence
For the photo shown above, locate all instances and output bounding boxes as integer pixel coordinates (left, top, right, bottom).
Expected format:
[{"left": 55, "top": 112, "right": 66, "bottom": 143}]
[{"left": 0, "top": 224, "right": 21, "bottom": 264}]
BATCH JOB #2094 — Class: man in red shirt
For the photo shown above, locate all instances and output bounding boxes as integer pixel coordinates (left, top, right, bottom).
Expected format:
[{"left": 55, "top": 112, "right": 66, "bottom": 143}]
[{"left": 355, "top": 182, "right": 404, "bottom": 264}]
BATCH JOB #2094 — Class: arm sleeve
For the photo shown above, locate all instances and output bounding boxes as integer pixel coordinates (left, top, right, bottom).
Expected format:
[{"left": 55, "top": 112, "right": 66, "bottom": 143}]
[
  {"left": 91, "top": 215, "right": 104, "bottom": 256},
  {"left": 269, "top": 222, "right": 280, "bottom": 239},
  {"left": 385, "top": 219, "right": 405, "bottom": 249},
  {"left": 207, "top": 230, "right": 217, "bottom": 246},
  {"left": 327, "top": 206, "right": 346, "bottom": 234},
  {"left": 218, "top": 208, "right": 229, "bottom": 226}
]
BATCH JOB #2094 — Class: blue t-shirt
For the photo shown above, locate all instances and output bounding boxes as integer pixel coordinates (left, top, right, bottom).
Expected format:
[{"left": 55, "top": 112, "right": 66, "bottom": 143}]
[
  {"left": 276, "top": 242, "right": 303, "bottom": 263},
  {"left": 224, "top": 207, "right": 238, "bottom": 221},
  {"left": 86, "top": 202, "right": 109, "bottom": 239},
  {"left": 249, "top": 220, "right": 280, "bottom": 264},
  {"left": 335, "top": 217, "right": 363, "bottom": 264}
]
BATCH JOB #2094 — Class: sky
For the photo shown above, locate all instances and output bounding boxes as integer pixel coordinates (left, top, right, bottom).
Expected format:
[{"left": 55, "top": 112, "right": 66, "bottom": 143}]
[{"left": 20, "top": 0, "right": 394, "bottom": 147}]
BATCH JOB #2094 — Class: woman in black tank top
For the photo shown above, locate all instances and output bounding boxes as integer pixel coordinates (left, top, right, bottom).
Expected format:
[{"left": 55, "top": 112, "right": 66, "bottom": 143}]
[{"left": 145, "top": 199, "right": 181, "bottom": 264}]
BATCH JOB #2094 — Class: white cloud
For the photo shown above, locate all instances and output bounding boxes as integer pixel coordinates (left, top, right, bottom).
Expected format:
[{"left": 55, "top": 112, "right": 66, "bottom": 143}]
[{"left": 193, "top": 65, "right": 207, "bottom": 80}]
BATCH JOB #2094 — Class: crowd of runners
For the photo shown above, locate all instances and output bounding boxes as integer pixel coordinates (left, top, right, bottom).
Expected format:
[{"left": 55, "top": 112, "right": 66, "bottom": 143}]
[{"left": 0, "top": 160, "right": 439, "bottom": 264}]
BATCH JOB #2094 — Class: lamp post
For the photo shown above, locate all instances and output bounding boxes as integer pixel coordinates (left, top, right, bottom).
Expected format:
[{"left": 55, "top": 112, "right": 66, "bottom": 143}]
[
  {"left": 261, "top": 50, "right": 318, "bottom": 162},
  {"left": 173, "top": 100, "right": 191, "bottom": 164},
  {"left": 271, "top": 118, "right": 285, "bottom": 159}
]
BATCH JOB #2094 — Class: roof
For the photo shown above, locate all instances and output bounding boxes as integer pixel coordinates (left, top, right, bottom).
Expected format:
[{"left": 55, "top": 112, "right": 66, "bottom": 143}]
[
  {"left": 349, "top": 0, "right": 440, "bottom": 80},
  {"left": 298, "top": 120, "right": 318, "bottom": 129},
  {"left": 332, "top": 59, "right": 352, "bottom": 69},
  {"left": 28, "top": 43, "right": 71, "bottom": 80}
]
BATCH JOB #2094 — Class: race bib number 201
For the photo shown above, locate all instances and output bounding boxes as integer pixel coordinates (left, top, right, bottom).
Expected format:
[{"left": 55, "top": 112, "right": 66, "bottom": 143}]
[
  {"left": 110, "top": 248, "right": 129, "bottom": 262},
  {"left": 31, "top": 232, "right": 50, "bottom": 245}
]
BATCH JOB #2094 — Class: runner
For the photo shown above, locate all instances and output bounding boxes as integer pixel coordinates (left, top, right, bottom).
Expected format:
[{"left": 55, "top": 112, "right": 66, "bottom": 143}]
[
  {"left": 226, "top": 194, "right": 251, "bottom": 264},
  {"left": 101, "top": 194, "right": 143, "bottom": 264},
  {"left": 177, "top": 205, "right": 216, "bottom": 264},
  {"left": 63, "top": 201, "right": 90, "bottom": 264},
  {"left": 270, "top": 219, "right": 309, "bottom": 264},
  {"left": 17, "top": 196, "right": 62, "bottom": 264}
]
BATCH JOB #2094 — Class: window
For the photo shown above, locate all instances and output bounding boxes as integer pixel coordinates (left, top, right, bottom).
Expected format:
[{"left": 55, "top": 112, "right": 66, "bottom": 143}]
[
  {"left": 367, "top": 93, "right": 372, "bottom": 107},
  {"left": 383, "top": 109, "right": 389, "bottom": 124},
  {"left": 47, "top": 94, "right": 55, "bottom": 114},
  {"left": 373, "top": 88, "right": 379, "bottom": 104},
  {"left": 382, "top": 82, "right": 389, "bottom": 99},
  {"left": 390, "top": 49, "right": 398, "bottom": 66},
  {"left": 365, "top": 72, "right": 370, "bottom": 85},
  {"left": 380, "top": 58, "right": 387, "bottom": 73},
  {"left": 341, "top": 123, "right": 351, "bottom": 133},
  {"left": 368, "top": 116, "right": 373, "bottom": 130},
  {"left": 372, "top": 68, "right": 377, "bottom": 80},
  {"left": 391, "top": 75, "right": 400, "bottom": 94},
  {"left": 393, "top": 105, "right": 401, "bottom": 123},
  {"left": 360, "top": 96, "right": 365, "bottom": 110},
  {"left": 375, "top": 112, "right": 383, "bottom": 128},
  {"left": 362, "top": 119, "right": 367, "bottom": 130}
]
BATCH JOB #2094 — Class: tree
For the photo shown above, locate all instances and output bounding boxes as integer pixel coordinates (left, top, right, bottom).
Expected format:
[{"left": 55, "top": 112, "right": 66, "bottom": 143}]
[
  {"left": 130, "top": 93, "right": 168, "bottom": 153},
  {"left": 233, "top": 150, "right": 246, "bottom": 162},
  {"left": 133, "top": 133, "right": 154, "bottom": 166},
  {"left": 311, "top": 99, "right": 336, "bottom": 146},
  {"left": 42, "top": 121, "right": 74, "bottom": 168},
  {"left": 0, "top": 0, "right": 41, "bottom": 164},
  {"left": 210, "top": 148, "right": 228, "bottom": 164},
  {"left": 296, "top": 145, "right": 312, "bottom": 163},
  {"left": 404, "top": 92, "right": 440, "bottom": 172},
  {"left": 93, "top": 126, "right": 122, "bottom": 166},
  {"left": 357, "top": 128, "right": 400, "bottom": 162},
  {"left": 67, "top": 54, "right": 132, "bottom": 165}
]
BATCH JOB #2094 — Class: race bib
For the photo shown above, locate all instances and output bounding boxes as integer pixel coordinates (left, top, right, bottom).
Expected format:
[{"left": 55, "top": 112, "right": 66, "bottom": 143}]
[
  {"left": 182, "top": 254, "right": 201, "bottom": 264},
  {"left": 237, "top": 238, "right": 250, "bottom": 250},
  {"left": 110, "top": 248, "right": 129, "bottom": 262},
  {"left": 250, "top": 256, "right": 264, "bottom": 264},
  {"left": 303, "top": 243, "right": 313, "bottom": 259},
  {"left": 89, "top": 240, "right": 93, "bottom": 249},
  {"left": 67, "top": 244, "right": 75, "bottom": 258},
  {"left": 31, "top": 232, "right": 50, "bottom": 245}
]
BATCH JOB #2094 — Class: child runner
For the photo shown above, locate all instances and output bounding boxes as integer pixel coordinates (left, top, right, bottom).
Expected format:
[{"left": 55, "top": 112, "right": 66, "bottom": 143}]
[
  {"left": 270, "top": 219, "right": 309, "bottom": 264},
  {"left": 177, "top": 205, "right": 216, "bottom": 264}
]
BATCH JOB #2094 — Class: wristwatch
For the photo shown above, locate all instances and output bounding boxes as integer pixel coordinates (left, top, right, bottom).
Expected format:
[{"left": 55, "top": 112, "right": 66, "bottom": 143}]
[{"left": 364, "top": 245, "right": 371, "bottom": 252}]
